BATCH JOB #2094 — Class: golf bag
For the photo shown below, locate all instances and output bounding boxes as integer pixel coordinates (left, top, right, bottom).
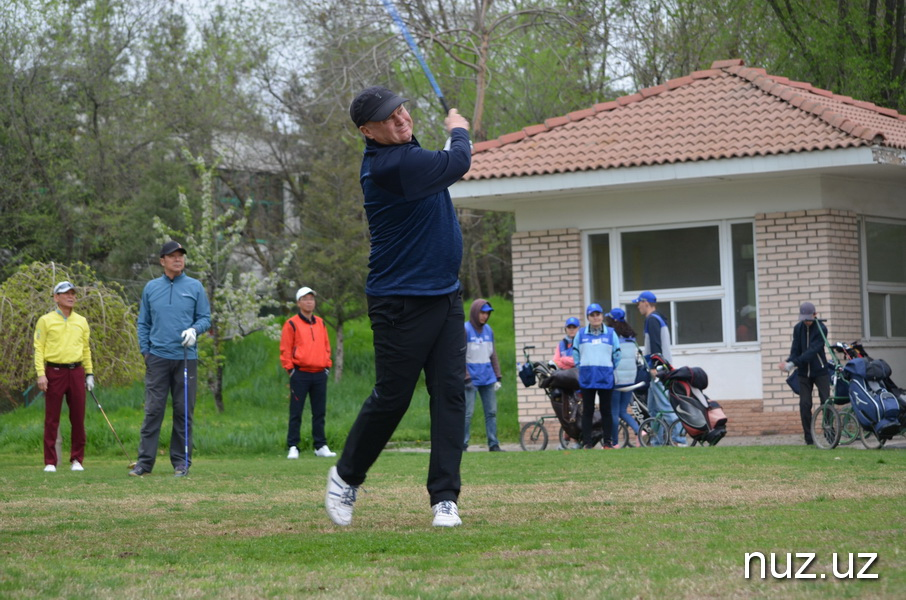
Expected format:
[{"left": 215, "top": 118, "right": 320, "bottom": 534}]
[
  {"left": 662, "top": 366, "right": 728, "bottom": 445},
  {"left": 844, "top": 358, "right": 901, "bottom": 439},
  {"left": 538, "top": 367, "right": 603, "bottom": 444}
]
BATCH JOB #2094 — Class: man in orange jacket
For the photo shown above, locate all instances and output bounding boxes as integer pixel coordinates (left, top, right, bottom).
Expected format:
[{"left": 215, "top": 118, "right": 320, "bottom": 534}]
[{"left": 279, "top": 286, "right": 335, "bottom": 458}]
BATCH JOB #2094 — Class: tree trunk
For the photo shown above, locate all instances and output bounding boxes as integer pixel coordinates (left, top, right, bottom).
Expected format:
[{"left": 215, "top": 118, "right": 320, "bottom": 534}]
[
  {"left": 334, "top": 321, "right": 344, "bottom": 383},
  {"left": 481, "top": 253, "right": 495, "bottom": 298},
  {"left": 209, "top": 326, "right": 225, "bottom": 413}
]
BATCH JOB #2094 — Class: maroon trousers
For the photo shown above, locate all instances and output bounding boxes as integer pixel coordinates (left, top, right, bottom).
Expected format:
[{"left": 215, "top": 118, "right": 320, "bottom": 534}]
[{"left": 43, "top": 365, "right": 86, "bottom": 466}]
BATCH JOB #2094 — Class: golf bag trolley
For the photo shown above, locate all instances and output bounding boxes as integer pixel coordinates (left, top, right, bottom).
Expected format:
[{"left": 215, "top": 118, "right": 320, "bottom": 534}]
[
  {"left": 518, "top": 346, "right": 604, "bottom": 450},
  {"left": 639, "top": 354, "right": 729, "bottom": 447},
  {"left": 809, "top": 325, "right": 906, "bottom": 450},
  {"left": 517, "top": 346, "right": 645, "bottom": 450}
]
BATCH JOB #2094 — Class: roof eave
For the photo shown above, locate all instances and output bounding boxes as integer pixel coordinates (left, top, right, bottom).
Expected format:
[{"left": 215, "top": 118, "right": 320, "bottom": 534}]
[{"left": 452, "top": 146, "right": 901, "bottom": 211}]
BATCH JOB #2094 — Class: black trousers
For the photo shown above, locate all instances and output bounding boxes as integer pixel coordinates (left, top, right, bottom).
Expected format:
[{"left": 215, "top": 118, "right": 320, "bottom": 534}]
[
  {"left": 798, "top": 372, "right": 830, "bottom": 444},
  {"left": 336, "top": 291, "right": 465, "bottom": 505},
  {"left": 137, "top": 354, "right": 197, "bottom": 471},
  {"left": 287, "top": 369, "right": 328, "bottom": 449},
  {"left": 581, "top": 388, "right": 613, "bottom": 448}
]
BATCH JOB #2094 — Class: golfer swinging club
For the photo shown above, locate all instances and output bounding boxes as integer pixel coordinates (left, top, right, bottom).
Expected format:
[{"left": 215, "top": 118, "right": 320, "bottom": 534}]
[
  {"left": 131, "top": 241, "right": 211, "bottom": 477},
  {"left": 325, "top": 86, "right": 471, "bottom": 527}
]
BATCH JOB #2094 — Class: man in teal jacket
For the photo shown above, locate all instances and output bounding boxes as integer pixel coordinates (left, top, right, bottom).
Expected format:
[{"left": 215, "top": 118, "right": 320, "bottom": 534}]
[{"left": 131, "top": 241, "right": 211, "bottom": 477}]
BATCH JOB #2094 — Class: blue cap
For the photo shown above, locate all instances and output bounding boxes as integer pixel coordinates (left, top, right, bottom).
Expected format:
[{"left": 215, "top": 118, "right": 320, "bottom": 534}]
[
  {"left": 632, "top": 291, "right": 657, "bottom": 304},
  {"left": 586, "top": 303, "right": 603, "bottom": 316},
  {"left": 606, "top": 307, "right": 626, "bottom": 322},
  {"left": 481, "top": 303, "right": 494, "bottom": 312},
  {"left": 565, "top": 317, "right": 580, "bottom": 327}
]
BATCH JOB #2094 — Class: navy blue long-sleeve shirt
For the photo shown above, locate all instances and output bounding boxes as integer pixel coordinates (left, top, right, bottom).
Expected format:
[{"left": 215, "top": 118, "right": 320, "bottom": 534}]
[{"left": 360, "top": 128, "right": 471, "bottom": 296}]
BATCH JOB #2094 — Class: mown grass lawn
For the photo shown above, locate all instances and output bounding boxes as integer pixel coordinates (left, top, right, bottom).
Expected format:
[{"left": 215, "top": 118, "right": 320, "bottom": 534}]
[{"left": 1, "top": 445, "right": 904, "bottom": 599}]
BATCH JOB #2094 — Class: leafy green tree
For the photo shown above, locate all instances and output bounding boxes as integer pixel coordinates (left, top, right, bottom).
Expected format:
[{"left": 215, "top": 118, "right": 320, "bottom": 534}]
[
  {"left": 765, "top": 0, "right": 906, "bottom": 112},
  {"left": 0, "top": 261, "right": 143, "bottom": 412},
  {"left": 153, "top": 151, "right": 296, "bottom": 412}
]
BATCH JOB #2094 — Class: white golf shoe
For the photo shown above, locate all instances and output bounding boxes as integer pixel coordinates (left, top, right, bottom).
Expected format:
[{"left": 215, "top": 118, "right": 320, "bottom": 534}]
[
  {"left": 43, "top": 464, "right": 56, "bottom": 473},
  {"left": 287, "top": 446, "right": 299, "bottom": 459},
  {"left": 71, "top": 461, "right": 84, "bottom": 471},
  {"left": 325, "top": 466, "right": 357, "bottom": 526},
  {"left": 431, "top": 500, "right": 462, "bottom": 527},
  {"left": 314, "top": 445, "right": 337, "bottom": 457}
]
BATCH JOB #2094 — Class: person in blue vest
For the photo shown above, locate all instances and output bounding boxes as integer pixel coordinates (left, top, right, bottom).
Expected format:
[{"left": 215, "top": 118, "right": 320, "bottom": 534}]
[
  {"left": 605, "top": 308, "right": 642, "bottom": 446},
  {"left": 552, "top": 317, "right": 580, "bottom": 369},
  {"left": 572, "top": 303, "right": 621, "bottom": 449},
  {"left": 464, "top": 299, "right": 503, "bottom": 451},
  {"left": 634, "top": 291, "right": 686, "bottom": 446}
]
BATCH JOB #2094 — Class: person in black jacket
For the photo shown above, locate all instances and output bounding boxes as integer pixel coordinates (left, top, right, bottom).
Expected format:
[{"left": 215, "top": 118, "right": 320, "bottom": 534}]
[
  {"left": 325, "top": 86, "right": 471, "bottom": 529},
  {"left": 779, "top": 301, "right": 829, "bottom": 445}
]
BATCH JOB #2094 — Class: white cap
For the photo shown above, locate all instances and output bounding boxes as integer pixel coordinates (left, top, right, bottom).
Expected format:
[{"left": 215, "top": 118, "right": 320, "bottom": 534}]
[
  {"left": 53, "top": 281, "right": 75, "bottom": 294},
  {"left": 295, "top": 286, "right": 316, "bottom": 301}
]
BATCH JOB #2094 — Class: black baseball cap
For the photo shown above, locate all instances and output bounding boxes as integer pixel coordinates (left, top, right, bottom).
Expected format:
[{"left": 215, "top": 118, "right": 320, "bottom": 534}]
[
  {"left": 349, "top": 86, "right": 408, "bottom": 127},
  {"left": 160, "top": 241, "right": 187, "bottom": 257}
]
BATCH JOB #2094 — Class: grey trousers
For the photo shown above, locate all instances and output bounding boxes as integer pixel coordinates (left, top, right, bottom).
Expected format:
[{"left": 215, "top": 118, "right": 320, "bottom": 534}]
[{"left": 136, "top": 354, "right": 198, "bottom": 472}]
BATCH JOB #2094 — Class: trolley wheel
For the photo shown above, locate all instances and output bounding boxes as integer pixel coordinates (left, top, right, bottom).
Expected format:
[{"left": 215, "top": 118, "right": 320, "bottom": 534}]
[
  {"left": 811, "top": 404, "right": 841, "bottom": 449},
  {"left": 520, "top": 421, "right": 548, "bottom": 451},
  {"left": 859, "top": 427, "right": 886, "bottom": 450},
  {"left": 617, "top": 420, "right": 630, "bottom": 448},
  {"left": 667, "top": 419, "right": 687, "bottom": 447},
  {"left": 638, "top": 417, "right": 665, "bottom": 447},
  {"left": 838, "top": 409, "right": 860, "bottom": 446},
  {"left": 558, "top": 426, "right": 568, "bottom": 449}
]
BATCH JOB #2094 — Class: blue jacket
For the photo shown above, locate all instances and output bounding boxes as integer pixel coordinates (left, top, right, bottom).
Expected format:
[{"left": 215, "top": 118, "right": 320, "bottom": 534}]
[
  {"left": 572, "top": 325, "right": 621, "bottom": 389},
  {"left": 360, "top": 128, "right": 471, "bottom": 296},
  {"left": 138, "top": 273, "right": 211, "bottom": 360}
]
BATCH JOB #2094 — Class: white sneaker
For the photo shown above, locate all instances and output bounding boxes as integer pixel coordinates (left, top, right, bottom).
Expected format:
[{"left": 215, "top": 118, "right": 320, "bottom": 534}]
[
  {"left": 325, "top": 466, "right": 357, "bottom": 526},
  {"left": 287, "top": 446, "right": 299, "bottom": 459},
  {"left": 43, "top": 464, "right": 56, "bottom": 473},
  {"left": 71, "top": 461, "right": 84, "bottom": 471},
  {"left": 431, "top": 500, "right": 462, "bottom": 527},
  {"left": 314, "top": 445, "right": 337, "bottom": 457}
]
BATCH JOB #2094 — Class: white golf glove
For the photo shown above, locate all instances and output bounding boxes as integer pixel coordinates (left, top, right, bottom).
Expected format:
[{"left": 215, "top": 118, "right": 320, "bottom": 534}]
[
  {"left": 494, "top": 381, "right": 502, "bottom": 391},
  {"left": 85, "top": 375, "right": 95, "bottom": 391},
  {"left": 180, "top": 328, "right": 197, "bottom": 347}
]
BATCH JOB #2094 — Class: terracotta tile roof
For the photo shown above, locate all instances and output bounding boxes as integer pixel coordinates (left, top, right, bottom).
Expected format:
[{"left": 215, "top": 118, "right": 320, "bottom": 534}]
[{"left": 464, "top": 59, "right": 906, "bottom": 181}]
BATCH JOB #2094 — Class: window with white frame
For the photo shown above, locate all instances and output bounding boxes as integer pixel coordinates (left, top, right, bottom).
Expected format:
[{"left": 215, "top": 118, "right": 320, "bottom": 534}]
[
  {"left": 587, "top": 221, "right": 756, "bottom": 346},
  {"left": 865, "top": 219, "right": 906, "bottom": 338}
]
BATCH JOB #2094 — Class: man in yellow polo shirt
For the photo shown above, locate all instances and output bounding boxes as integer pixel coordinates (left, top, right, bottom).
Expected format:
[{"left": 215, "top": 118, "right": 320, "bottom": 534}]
[{"left": 34, "top": 281, "right": 94, "bottom": 472}]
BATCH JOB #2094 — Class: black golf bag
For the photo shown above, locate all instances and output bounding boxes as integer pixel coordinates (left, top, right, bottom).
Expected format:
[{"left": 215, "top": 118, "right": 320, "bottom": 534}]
[
  {"left": 661, "top": 365, "right": 728, "bottom": 445},
  {"left": 845, "top": 358, "right": 901, "bottom": 439},
  {"left": 538, "top": 367, "right": 603, "bottom": 444}
]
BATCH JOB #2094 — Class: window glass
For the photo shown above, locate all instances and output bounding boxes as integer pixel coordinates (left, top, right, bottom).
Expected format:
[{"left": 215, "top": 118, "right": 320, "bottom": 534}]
[
  {"left": 622, "top": 226, "right": 720, "bottom": 289},
  {"left": 676, "top": 300, "right": 723, "bottom": 344},
  {"left": 732, "top": 222, "right": 757, "bottom": 341},
  {"left": 589, "top": 234, "right": 611, "bottom": 309},
  {"left": 866, "top": 222, "right": 906, "bottom": 284},
  {"left": 892, "top": 294, "right": 906, "bottom": 337},
  {"left": 868, "top": 293, "right": 886, "bottom": 337}
]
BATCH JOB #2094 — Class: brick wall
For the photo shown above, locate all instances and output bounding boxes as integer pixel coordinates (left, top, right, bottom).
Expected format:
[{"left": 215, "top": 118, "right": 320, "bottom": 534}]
[
  {"left": 514, "top": 209, "right": 863, "bottom": 439},
  {"left": 513, "top": 228, "right": 583, "bottom": 423},
  {"left": 756, "top": 208, "right": 861, "bottom": 430}
]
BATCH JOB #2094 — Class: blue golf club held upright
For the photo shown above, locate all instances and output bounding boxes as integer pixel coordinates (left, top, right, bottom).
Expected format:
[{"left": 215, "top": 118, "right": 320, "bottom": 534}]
[
  {"left": 380, "top": 0, "right": 450, "bottom": 114},
  {"left": 183, "top": 345, "right": 189, "bottom": 475}
]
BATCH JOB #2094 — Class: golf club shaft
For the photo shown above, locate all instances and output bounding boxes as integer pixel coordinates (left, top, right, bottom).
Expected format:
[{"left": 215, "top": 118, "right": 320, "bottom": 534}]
[
  {"left": 89, "top": 389, "right": 133, "bottom": 464},
  {"left": 184, "top": 346, "right": 189, "bottom": 471},
  {"left": 380, "top": 0, "right": 450, "bottom": 114}
]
